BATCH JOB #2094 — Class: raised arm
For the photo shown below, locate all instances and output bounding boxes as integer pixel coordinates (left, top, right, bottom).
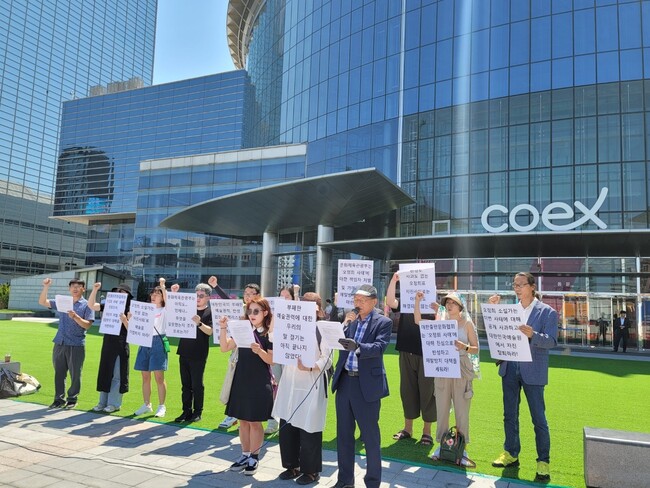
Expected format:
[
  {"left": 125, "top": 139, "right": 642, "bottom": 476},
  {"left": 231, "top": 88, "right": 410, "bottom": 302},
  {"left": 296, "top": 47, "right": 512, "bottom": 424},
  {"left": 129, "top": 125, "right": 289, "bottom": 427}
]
[
  {"left": 39, "top": 277, "right": 52, "bottom": 308},
  {"left": 87, "top": 282, "right": 102, "bottom": 312},
  {"left": 413, "top": 291, "right": 424, "bottom": 324},
  {"left": 218, "top": 316, "right": 236, "bottom": 352},
  {"left": 385, "top": 272, "right": 399, "bottom": 310},
  {"left": 208, "top": 275, "right": 230, "bottom": 299}
]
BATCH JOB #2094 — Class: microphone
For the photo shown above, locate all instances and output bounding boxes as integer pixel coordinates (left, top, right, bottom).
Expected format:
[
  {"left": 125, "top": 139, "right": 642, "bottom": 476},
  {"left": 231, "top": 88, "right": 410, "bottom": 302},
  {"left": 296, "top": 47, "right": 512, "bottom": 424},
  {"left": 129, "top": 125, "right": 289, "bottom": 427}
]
[{"left": 343, "top": 307, "right": 360, "bottom": 325}]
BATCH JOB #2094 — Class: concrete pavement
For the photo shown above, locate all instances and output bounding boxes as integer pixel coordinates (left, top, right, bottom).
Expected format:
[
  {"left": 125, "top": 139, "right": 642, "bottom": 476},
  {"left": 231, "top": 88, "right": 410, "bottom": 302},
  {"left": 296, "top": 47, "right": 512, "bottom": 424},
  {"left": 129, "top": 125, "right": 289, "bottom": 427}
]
[{"left": 0, "top": 400, "right": 551, "bottom": 488}]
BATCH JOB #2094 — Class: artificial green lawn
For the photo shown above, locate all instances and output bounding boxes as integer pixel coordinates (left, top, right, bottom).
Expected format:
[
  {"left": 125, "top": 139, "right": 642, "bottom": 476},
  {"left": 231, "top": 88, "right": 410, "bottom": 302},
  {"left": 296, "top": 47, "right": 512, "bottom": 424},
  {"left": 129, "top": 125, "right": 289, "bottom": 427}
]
[{"left": 2, "top": 319, "right": 649, "bottom": 487}]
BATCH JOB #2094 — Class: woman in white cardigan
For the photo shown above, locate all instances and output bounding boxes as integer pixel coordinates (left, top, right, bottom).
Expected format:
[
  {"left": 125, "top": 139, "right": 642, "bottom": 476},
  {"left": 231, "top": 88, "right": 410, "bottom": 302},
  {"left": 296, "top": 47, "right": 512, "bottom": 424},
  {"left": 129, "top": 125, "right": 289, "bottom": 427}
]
[{"left": 272, "top": 292, "right": 332, "bottom": 486}]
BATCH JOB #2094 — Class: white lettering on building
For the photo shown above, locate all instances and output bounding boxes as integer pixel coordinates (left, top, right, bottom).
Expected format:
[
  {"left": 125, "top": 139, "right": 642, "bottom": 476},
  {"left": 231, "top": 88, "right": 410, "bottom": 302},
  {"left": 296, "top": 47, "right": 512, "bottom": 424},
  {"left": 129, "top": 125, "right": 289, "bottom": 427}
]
[{"left": 481, "top": 187, "right": 608, "bottom": 233}]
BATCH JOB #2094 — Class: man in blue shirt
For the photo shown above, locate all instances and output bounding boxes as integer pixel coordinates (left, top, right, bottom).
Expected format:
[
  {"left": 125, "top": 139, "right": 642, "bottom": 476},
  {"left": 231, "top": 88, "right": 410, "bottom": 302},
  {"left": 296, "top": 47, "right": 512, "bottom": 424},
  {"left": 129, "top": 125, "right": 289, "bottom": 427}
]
[{"left": 39, "top": 277, "right": 95, "bottom": 409}]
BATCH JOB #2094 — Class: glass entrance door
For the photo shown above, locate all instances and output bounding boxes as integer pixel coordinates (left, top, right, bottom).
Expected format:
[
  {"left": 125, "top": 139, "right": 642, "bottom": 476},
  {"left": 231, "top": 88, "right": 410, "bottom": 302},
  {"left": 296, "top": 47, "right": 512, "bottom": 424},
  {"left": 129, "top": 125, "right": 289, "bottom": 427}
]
[
  {"left": 562, "top": 294, "right": 589, "bottom": 346},
  {"left": 588, "top": 296, "right": 612, "bottom": 348}
]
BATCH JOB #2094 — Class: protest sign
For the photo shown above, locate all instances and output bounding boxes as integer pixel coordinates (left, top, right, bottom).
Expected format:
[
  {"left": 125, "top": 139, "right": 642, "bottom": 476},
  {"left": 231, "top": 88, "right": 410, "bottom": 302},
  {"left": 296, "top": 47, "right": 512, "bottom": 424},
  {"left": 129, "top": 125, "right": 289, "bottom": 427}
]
[
  {"left": 397, "top": 263, "right": 436, "bottom": 314},
  {"left": 419, "top": 320, "right": 461, "bottom": 378},
  {"left": 273, "top": 300, "right": 318, "bottom": 367},
  {"left": 126, "top": 301, "right": 156, "bottom": 347},
  {"left": 480, "top": 303, "right": 532, "bottom": 362},
  {"left": 165, "top": 292, "right": 196, "bottom": 339},
  {"left": 337, "top": 259, "right": 374, "bottom": 309},
  {"left": 210, "top": 299, "right": 243, "bottom": 345},
  {"left": 99, "top": 292, "right": 128, "bottom": 335}
]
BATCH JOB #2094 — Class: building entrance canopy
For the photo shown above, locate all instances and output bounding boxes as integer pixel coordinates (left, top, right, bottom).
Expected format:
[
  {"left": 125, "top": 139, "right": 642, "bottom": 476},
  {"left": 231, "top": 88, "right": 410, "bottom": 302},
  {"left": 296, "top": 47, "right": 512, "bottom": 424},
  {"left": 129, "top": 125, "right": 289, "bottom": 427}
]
[{"left": 160, "top": 168, "right": 414, "bottom": 238}]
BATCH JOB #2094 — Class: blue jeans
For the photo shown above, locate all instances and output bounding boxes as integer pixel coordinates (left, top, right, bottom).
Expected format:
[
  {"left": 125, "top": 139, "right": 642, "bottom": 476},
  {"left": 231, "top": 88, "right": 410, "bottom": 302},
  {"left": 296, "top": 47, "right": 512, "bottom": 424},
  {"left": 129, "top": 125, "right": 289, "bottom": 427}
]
[
  {"left": 502, "top": 362, "right": 550, "bottom": 463},
  {"left": 98, "top": 357, "right": 122, "bottom": 408}
]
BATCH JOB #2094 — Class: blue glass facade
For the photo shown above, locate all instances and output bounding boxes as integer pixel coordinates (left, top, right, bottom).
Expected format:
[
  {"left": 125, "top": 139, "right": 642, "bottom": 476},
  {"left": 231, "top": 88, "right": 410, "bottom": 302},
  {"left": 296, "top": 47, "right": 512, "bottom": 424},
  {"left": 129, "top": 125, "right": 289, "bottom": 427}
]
[
  {"left": 0, "top": 0, "right": 156, "bottom": 280},
  {"left": 55, "top": 72, "right": 249, "bottom": 277}
]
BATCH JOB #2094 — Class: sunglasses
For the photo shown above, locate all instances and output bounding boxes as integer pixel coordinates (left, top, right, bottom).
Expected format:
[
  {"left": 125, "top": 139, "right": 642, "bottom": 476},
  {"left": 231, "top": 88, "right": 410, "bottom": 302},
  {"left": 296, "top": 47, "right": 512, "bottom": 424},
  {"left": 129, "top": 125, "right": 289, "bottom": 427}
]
[
  {"left": 196, "top": 294, "right": 207, "bottom": 299},
  {"left": 246, "top": 308, "right": 263, "bottom": 316}
]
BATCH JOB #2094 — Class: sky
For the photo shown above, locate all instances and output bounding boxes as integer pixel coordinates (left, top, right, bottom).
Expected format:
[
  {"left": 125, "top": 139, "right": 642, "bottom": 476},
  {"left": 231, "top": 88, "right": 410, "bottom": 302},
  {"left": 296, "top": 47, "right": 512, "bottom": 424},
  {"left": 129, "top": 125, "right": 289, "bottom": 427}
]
[{"left": 153, "top": 0, "right": 235, "bottom": 85}]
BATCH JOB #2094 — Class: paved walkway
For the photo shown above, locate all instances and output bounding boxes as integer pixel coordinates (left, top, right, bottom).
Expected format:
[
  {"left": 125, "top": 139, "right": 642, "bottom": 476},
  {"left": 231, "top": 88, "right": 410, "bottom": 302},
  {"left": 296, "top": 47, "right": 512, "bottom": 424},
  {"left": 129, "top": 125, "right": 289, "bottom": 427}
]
[{"left": 0, "top": 400, "right": 550, "bottom": 488}]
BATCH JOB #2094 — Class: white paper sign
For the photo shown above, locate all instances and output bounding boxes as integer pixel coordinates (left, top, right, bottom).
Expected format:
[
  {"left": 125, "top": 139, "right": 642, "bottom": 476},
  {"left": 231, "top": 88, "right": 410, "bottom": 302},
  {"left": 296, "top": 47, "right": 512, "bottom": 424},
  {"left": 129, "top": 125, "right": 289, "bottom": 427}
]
[
  {"left": 126, "top": 301, "right": 156, "bottom": 347},
  {"left": 273, "top": 300, "right": 318, "bottom": 367},
  {"left": 227, "top": 319, "right": 256, "bottom": 348},
  {"left": 265, "top": 297, "right": 280, "bottom": 313},
  {"left": 54, "top": 295, "right": 74, "bottom": 313},
  {"left": 165, "top": 292, "right": 197, "bottom": 339},
  {"left": 210, "top": 299, "right": 243, "bottom": 345},
  {"left": 337, "top": 259, "right": 374, "bottom": 309},
  {"left": 316, "top": 320, "right": 346, "bottom": 350},
  {"left": 480, "top": 303, "right": 532, "bottom": 362},
  {"left": 99, "top": 292, "right": 128, "bottom": 335},
  {"left": 397, "top": 263, "right": 437, "bottom": 314},
  {"left": 419, "top": 320, "right": 461, "bottom": 378}
]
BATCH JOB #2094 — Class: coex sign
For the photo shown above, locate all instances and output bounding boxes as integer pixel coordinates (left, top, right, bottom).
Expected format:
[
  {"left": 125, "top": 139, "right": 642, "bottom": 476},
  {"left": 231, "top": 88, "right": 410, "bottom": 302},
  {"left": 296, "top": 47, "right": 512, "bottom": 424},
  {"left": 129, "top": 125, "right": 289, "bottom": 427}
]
[{"left": 481, "top": 187, "right": 608, "bottom": 233}]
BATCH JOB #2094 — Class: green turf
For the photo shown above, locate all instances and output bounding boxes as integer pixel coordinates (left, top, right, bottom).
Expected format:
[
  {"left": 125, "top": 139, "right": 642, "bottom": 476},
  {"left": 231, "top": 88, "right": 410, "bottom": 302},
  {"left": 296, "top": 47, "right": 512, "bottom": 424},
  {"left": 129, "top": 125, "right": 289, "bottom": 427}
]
[{"left": 2, "top": 319, "right": 648, "bottom": 487}]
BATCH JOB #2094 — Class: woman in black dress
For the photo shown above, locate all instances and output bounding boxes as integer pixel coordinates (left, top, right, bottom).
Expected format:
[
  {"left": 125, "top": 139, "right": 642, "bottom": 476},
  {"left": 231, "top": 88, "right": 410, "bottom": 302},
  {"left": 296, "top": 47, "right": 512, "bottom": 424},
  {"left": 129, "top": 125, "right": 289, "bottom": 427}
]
[{"left": 218, "top": 296, "right": 274, "bottom": 476}]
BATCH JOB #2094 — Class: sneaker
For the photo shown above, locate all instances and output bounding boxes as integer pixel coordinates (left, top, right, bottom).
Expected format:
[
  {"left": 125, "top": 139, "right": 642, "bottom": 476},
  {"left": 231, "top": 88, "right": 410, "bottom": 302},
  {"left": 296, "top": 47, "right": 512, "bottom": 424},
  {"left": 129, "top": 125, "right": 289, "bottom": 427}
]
[
  {"left": 492, "top": 451, "right": 519, "bottom": 467},
  {"left": 230, "top": 454, "right": 249, "bottom": 472},
  {"left": 219, "top": 415, "right": 238, "bottom": 429},
  {"left": 460, "top": 450, "right": 472, "bottom": 467},
  {"left": 243, "top": 458, "right": 258, "bottom": 476},
  {"left": 187, "top": 412, "right": 201, "bottom": 423},
  {"left": 92, "top": 404, "right": 106, "bottom": 412},
  {"left": 64, "top": 401, "right": 77, "bottom": 409},
  {"left": 429, "top": 446, "right": 441, "bottom": 460},
  {"left": 174, "top": 412, "right": 190, "bottom": 423},
  {"left": 103, "top": 405, "right": 120, "bottom": 413},
  {"left": 134, "top": 403, "right": 153, "bottom": 416},
  {"left": 49, "top": 399, "right": 65, "bottom": 409},
  {"left": 535, "top": 461, "right": 551, "bottom": 482},
  {"left": 154, "top": 405, "right": 166, "bottom": 418},
  {"left": 264, "top": 418, "right": 279, "bottom": 434}
]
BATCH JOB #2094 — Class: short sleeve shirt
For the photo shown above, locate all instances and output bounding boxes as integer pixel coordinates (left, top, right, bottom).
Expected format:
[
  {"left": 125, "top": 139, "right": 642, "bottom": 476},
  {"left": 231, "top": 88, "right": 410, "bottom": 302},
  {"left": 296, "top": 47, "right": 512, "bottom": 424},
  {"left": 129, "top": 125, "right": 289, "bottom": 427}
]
[{"left": 50, "top": 297, "right": 94, "bottom": 346}]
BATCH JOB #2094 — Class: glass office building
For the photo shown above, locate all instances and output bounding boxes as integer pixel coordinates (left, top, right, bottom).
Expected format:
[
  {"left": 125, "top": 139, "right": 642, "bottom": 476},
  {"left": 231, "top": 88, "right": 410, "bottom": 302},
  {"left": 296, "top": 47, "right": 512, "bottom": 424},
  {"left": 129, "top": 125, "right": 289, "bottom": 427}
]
[
  {"left": 0, "top": 0, "right": 156, "bottom": 281},
  {"left": 53, "top": 1, "right": 650, "bottom": 348}
]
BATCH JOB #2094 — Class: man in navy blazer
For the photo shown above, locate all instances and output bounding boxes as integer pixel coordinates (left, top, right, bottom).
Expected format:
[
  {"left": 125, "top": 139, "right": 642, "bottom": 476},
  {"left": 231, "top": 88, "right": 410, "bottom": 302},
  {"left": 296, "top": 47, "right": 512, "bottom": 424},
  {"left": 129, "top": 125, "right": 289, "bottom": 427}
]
[
  {"left": 490, "top": 272, "right": 558, "bottom": 483},
  {"left": 332, "top": 284, "right": 392, "bottom": 488},
  {"left": 613, "top": 310, "right": 631, "bottom": 352}
]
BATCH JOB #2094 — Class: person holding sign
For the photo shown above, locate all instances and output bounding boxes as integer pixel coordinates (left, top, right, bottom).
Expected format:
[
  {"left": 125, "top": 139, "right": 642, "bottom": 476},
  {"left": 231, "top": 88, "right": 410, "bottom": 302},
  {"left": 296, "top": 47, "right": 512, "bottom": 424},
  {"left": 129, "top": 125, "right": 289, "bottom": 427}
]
[
  {"left": 414, "top": 292, "right": 478, "bottom": 464},
  {"left": 172, "top": 282, "right": 214, "bottom": 424},
  {"left": 39, "top": 278, "right": 95, "bottom": 409},
  {"left": 386, "top": 272, "right": 438, "bottom": 446},
  {"left": 331, "top": 284, "right": 392, "bottom": 488},
  {"left": 489, "top": 272, "right": 558, "bottom": 483},
  {"left": 87, "top": 282, "right": 133, "bottom": 413},
  {"left": 273, "top": 292, "right": 332, "bottom": 485},
  {"left": 218, "top": 297, "right": 274, "bottom": 476},
  {"left": 132, "top": 278, "right": 169, "bottom": 418}
]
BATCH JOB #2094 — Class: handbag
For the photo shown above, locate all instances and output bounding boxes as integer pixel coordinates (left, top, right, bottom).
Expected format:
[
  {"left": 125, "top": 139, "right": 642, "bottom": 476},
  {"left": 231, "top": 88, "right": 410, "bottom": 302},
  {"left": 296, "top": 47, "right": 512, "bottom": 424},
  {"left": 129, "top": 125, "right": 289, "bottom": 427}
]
[
  {"left": 439, "top": 426, "right": 475, "bottom": 467},
  {"left": 219, "top": 348, "right": 238, "bottom": 404}
]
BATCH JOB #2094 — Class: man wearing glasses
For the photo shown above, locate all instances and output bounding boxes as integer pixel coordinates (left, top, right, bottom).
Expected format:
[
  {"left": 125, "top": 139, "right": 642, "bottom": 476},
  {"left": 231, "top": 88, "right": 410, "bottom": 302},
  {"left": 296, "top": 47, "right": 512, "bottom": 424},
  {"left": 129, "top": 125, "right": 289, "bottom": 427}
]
[
  {"left": 331, "top": 284, "right": 392, "bottom": 488},
  {"left": 171, "top": 282, "right": 217, "bottom": 423},
  {"left": 39, "top": 277, "right": 95, "bottom": 409},
  {"left": 218, "top": 281, "right": 261, "bottom": 429},
  {"left": 489, "top": 272, "right": 558, "bottom": 483}
]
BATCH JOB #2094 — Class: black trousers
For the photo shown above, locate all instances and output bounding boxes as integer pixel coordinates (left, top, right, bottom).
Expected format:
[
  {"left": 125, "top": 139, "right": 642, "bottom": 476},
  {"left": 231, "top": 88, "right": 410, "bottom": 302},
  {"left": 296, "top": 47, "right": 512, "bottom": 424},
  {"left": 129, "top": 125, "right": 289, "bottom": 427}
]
[
  {"left": 613, "top": 329, "right": 628, "bottom": 352},
  {"left": 279, "top": 419, "right": 323, "bottom": 474},
  {"left": 179, "top": 356, "right": 206, "bottom": 414}
]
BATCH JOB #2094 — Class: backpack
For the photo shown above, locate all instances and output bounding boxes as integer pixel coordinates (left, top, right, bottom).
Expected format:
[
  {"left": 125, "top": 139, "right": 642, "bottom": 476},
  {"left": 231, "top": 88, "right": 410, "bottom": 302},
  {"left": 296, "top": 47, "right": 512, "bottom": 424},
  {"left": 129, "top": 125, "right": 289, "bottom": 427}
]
[{"left": 439, "top": 426, "right": 472, "bottom": 466}]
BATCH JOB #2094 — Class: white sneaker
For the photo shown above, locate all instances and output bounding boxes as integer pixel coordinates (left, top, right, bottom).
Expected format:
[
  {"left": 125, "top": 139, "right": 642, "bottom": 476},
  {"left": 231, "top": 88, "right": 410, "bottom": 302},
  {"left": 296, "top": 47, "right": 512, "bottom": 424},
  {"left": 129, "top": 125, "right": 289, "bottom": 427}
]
[
  {"left": 134, "top": 403, "right": 153, "bottom": 416},
  {"left": 92, "top": 404, "right": 106, "bottom": 412},
  {"left": 103, "top": 405, "right": 120, "bottom": 413},
  {"left": 461, "top": 450, "right": 471, "bottom": 466},
  {"left": 154, "top": 405, "right": 166, "bottom": 418},
  {"left": 219, "top": 415, "right": 238, "bottom": 428},
  {"left": 264, "top": 418, "right": 279, "bottom": 434}
]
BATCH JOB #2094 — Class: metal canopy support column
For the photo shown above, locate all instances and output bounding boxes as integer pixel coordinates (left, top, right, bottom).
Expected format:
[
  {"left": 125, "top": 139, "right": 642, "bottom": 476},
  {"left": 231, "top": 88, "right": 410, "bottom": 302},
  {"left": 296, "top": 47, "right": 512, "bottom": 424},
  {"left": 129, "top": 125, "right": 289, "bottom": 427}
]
[
  {"left": 261, "top": 231, "right": 278, "bottom": 298},
  {"left": 316, "top": 225, "right": 334, "bottom": 300}
]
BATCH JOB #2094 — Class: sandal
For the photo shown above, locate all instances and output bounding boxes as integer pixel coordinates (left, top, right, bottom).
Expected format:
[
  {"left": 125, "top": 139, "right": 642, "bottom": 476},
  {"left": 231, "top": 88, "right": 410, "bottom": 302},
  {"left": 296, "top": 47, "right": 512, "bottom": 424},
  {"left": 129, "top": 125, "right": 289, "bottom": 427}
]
[
  {"left": 392, "top": 429, "right": 412, "bottom": 441},
  {"left": 419, "top": 434, "right": 434, "bottom": 445},
  {"left": 296, "top": 473, "right": 320, "bottom": 485},
  {"left": 278, "top": 468, "right": 301, "bottom": 480}
]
